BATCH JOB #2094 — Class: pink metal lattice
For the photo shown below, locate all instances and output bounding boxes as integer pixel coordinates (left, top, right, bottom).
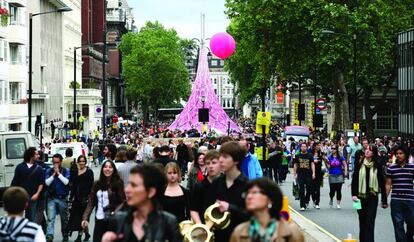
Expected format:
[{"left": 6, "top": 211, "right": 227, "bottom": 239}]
[{"left": 168, "top": 47, "right": 240, "bottom": 134}]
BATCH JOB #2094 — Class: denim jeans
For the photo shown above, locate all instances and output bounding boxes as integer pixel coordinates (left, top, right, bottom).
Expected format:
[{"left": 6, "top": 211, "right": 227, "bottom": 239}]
[
  {"left": 391, "top": 199, "right": 414, "bottom": 242},
  {"left": 46, "top": 197, "right": 69, "bottom": 238},
  {"left": 25, "top": 199, "right": 37, "bottom": 222}
]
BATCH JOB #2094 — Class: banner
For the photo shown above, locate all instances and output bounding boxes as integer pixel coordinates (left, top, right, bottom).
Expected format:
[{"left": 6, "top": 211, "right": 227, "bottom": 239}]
[
  {"left": 254, "top": 147, "right": 269, "bottom": 160},
  {"left": 293, "top": 100, "right": 299, "bottom": 125},
  {"left": 309, "top": 101, "right": 314, "bottom": 129}
]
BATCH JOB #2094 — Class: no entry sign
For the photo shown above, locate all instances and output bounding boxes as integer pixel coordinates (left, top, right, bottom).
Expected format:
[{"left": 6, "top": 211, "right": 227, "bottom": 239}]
[{"left": 316, "top": 98, "right": 327, "bottom": 110}]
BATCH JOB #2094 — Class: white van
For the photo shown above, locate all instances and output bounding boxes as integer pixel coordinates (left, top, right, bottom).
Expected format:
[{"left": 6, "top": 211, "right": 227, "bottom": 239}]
[
  {"left": 48, "top": 142, "right": 89, "bottom": 164},
  {"left": 0, "top": 131, "right": 40, "bottom": 199}
]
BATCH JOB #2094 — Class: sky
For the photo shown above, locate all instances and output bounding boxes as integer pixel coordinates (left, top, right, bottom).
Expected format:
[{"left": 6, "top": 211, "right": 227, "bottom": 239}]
[{"left": 128, "top": 0, "right": 230, "bottom": 39}]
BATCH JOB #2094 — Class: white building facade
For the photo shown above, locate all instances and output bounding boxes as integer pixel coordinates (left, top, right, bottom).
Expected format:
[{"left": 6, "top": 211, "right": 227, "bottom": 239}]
[{"left": 0, "top": 0, "right": 28, "bottom": 131}]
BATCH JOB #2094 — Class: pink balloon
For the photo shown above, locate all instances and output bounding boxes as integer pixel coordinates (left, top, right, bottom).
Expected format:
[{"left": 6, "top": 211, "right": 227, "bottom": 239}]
[{"left": 209, "top": 32, "right": 236, "bottom": 60}]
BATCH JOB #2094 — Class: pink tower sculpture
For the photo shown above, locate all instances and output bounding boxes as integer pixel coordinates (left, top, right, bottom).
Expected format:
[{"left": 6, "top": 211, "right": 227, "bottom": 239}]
[{"left": 169, "top": 47, "right": 240, "bottom": 134}]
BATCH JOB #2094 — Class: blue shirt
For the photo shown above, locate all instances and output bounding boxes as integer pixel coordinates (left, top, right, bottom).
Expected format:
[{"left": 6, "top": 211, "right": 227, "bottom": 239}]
[
  {"left": 328, "top": 155, "right": 343, "bottom": 175},
  {"left": 242, "top": 153, "right": 263, "bottom": 180},
  {"left": 45, "top": 167, "right": 70, "bottom": 198}
]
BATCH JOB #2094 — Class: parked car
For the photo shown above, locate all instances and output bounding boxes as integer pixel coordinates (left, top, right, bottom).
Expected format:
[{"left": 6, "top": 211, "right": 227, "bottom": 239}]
[
  {"left": 0, "top": 131, "right": 40, "bottom": 200},
  {"left": 47, "top": 142, "right": 89, "bottom": 165}
]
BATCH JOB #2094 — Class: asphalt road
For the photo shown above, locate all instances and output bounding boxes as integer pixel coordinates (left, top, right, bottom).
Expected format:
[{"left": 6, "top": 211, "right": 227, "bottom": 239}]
[{"left": 279, "top": 172, "right": 394, "bottom": 242}]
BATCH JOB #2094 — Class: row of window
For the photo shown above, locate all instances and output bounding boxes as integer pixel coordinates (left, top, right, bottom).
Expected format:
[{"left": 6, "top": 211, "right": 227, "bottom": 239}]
[
  {"left": 0, "top": 39, "right": 26, "bottom": 64},
  {"left": 397, "top": 29, "right": 414, "bottom": 68},
  {"left": 210, "top": 59, "right": 225, "bottom": 67},
  {"left": 0, "top": 80, "right": 24, "bottom": 105}
]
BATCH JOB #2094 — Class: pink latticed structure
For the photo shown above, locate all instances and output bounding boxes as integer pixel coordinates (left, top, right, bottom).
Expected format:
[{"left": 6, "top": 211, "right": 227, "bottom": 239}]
[{"left": 169, "top": 47, "right": 240, "bottom": 134}]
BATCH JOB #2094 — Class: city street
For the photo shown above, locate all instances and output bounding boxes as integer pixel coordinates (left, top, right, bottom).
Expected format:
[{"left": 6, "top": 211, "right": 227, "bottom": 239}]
[{"left": 280, "top": 173, "right": 394, "bottom": 242}]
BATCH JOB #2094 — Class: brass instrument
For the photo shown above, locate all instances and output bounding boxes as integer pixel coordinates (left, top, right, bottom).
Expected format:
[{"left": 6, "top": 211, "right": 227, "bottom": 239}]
[{"left": 179, "top": 203, "right": 231, "bottom": 242}]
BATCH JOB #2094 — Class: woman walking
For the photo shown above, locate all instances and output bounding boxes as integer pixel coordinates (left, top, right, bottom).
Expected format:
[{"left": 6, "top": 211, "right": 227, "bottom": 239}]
[
  {"left": 230, "top": 178, "right": 304, "bottom": 242},
  {"left": 324, "top": 144, "right": 347, "bottom": 209},
  {"left": 351, "top": 144, "right": 388, "bottom": 242},
  {"left": 68, "top": 155, "right": 94, "bottom": 241},
  {"left": 81, "top": 161, "right": 125, "bottom": 242},
  {"left": 161, "top": 162, "right": 190, "bottom": 222},
  {"left": 101, "top": 164, "right": 182, "bottom": 242},
  {"left": 187, "top": 153, "right": 207, "bottom": 191},
  {"left": 311, "top": 142, "right": 323, "bottom": 209}
]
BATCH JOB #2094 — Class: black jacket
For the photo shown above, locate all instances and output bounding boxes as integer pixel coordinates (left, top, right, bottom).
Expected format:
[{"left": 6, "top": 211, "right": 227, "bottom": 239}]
[
  {"left": 351, "top": 158, "right": 387, "bottom": 205},
  {"left": 107, "top": 209, "right": 183, "bottom": 242}
]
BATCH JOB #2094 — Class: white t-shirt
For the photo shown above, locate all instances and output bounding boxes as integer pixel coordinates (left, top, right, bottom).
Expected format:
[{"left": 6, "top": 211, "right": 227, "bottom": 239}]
[{"left": 96, "top": 190, "right": 110, "bottom": 220}]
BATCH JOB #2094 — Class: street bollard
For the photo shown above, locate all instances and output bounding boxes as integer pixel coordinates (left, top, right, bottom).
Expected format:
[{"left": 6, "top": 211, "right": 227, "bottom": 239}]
[{"left": 343, "top": 233, "right": 357, "bottom": 242}]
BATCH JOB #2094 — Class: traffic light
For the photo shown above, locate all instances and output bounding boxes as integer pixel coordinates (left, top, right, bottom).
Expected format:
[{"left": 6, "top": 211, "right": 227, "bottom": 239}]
[
  {"left": 313, "top": 114, "right": 323, "bottom": 127},
  {"left": 298, "top": 104, "right": 305, "bottom": 121}
]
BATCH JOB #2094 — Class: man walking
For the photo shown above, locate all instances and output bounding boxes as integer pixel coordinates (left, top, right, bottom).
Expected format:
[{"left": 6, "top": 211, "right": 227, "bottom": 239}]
[
  {"left": 45, "top": 154, "right": 70, "bottom": 242},
  {"left": 239, "top": 138, "right": 263, "bottom": 180},
  {"left": 386, "top": 146, "right": 414, "bottom": 242},
  {"left": 293, "top": 143, "right": 315, "bottom": 211},
  {"left": 11, "top": 147, "right": 44, "bottom": 222}
]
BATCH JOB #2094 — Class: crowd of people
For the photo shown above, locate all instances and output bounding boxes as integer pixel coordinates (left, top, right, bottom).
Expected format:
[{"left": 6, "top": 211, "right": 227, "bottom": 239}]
[{"left": 1, "top": 119, "right": 414, "bottom": 242}]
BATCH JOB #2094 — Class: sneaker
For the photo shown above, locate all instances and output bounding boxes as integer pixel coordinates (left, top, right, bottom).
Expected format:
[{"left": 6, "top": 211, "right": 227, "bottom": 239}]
[
  {"left": 300, "top": 207, "right": 305, "bottom": 211},
  {"left": 329, "top": 200, "right": 333, "bottom": 207},
  {"left": 337, "top": 204, "right": 341, "bottom": 209},
  {"left": 315, "top": 205, "right": 320, "bottom": 209}
]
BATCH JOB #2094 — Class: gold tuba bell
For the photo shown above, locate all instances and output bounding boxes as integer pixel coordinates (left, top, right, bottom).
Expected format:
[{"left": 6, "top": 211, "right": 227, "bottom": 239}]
[{"left": 179, "top": 203, "right": 231, "bottom": 242}]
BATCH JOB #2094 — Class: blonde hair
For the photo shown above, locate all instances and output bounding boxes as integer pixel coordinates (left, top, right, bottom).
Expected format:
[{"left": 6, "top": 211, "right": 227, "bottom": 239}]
[{"left": 164, "top": 162, "right": 182, "bottom": 183}]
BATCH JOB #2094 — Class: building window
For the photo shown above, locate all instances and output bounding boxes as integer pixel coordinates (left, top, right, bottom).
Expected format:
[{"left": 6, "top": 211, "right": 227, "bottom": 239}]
[
  {"left": 9, "top": 44, "right": 24, "bottom": 64},
  {"left": 0, "top": 39, "right": 8, "bottom": 62},
  {"left": 214, "top": 89, "right": 217, "bottom": 94},
  {"left": 10, "top": 82, "right": 22, "bottom": 104},
  {"left": 9, "top": 4, "right": 25, "bottom": 26},
  {"left": 0, "top": 80, "right": 4, "bottom": 104},
  {"left": 375, "top": 108, "right": 398, "bottom": 130},
  {"left": 214, "top": 78, "right": 217, "bottom": 84},
  {"left": 220, "top": 60, "right": 224, "bottom": 66},
  {"left": 211, "top": 60, "right": 218, "bottom": 66}
]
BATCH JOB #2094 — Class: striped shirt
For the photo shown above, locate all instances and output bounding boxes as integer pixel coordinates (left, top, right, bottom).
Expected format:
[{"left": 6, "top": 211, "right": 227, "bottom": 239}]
[
  {"left": 386, "top": 163, "right": 414, "bottom": 201},
  {"left": 0, "top": 216, "right": 44, "bottom": 242}
]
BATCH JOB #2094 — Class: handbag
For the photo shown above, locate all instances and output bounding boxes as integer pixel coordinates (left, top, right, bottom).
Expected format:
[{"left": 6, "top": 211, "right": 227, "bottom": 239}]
[{"left": 292, "top": 179, "right": 299, "bottom": 200}]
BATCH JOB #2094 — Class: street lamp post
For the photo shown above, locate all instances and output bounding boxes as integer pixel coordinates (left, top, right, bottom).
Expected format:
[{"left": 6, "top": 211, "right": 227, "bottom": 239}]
[
  {"left": 28, "top": 7, "right": 72, "bottom": 132},
  {"left": 73, "top": 46, "right": 81, "bottom": 130},
  {"left": 72, "top": 43, "right": 104, "bottom": 130},
  {"left": 321, "top": 29, "right": 357, "bottom": 123}
]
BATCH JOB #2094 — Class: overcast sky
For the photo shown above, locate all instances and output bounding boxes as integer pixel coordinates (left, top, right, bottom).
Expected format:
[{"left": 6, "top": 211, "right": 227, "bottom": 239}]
[{"left": 129, "top": 0, "right": 230, "bottom": 40}]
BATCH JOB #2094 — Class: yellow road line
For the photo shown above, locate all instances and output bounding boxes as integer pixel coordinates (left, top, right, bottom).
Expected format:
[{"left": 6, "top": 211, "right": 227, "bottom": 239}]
[{"left": 289, "top": 205, "right": 342, "bottom": 242}]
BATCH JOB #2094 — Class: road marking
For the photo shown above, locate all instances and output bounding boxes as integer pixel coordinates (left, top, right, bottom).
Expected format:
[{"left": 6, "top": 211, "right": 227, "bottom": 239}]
[{"left": 289, "top": 205, "right": 342, "bottom": 242}]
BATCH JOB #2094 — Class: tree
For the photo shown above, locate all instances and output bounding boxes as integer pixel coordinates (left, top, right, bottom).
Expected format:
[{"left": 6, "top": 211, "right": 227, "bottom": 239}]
[
  {"left": 225, "top": 0, "right": 413, "bottom": 135},
  {"left": 119, "top": 21, "right": 191, "bottom": 121}
]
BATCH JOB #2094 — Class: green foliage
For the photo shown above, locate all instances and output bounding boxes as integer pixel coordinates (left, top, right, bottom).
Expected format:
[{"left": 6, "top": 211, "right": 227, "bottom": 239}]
[
  {"left": 69, "top": 81, "right": 80, "bottom": 89},
  {"left": 225, "top": 0, "right": 414, "bottom": 102},
  {"left": 119, "top": 21, "right": 191, "bottom": 112}
]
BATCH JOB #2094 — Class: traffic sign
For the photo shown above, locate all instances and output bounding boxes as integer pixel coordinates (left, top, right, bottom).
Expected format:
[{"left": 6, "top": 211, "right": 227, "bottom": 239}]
[
  {"left": 315, "top": 98, "right": 327, "bottom": 110},
  {"left": 353, "top": 122, "right": 360, "bottom": 131}
]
